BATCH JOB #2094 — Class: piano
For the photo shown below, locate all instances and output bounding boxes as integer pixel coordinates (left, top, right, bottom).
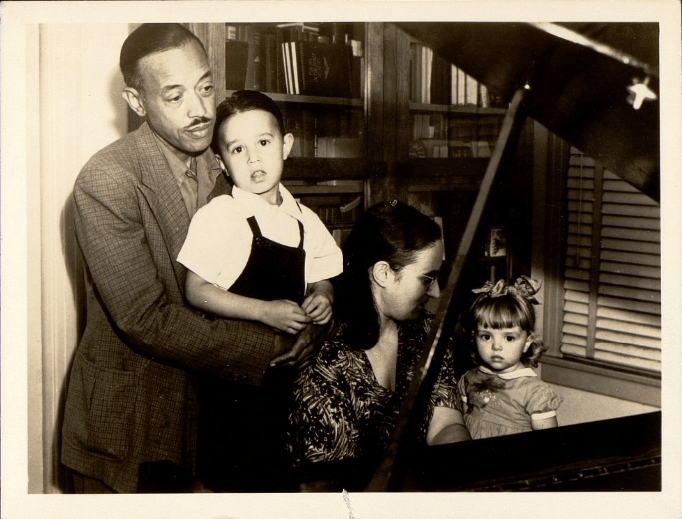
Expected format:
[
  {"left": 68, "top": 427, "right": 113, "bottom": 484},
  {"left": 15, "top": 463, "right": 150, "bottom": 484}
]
[{"left": 300, "top": 22, "right": 662, "bottom": 493}]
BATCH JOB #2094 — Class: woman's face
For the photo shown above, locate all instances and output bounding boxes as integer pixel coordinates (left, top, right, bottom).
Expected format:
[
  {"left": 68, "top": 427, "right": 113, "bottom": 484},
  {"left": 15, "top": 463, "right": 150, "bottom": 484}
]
[{"left": 378, "top": 240, "right": 444, "bottom": 323}]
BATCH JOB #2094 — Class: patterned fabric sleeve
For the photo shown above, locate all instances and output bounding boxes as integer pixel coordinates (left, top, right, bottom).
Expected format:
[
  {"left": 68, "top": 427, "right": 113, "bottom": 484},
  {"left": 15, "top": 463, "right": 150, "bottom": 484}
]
[
  {"left": 525, "top": 379, "right": 563, "bottom": 416},
  {"left": 430, "top": 338, "right": 463, "bottom": 413},
  {"left": 290, "top": 351, "right": 361, "bottom": 465}
]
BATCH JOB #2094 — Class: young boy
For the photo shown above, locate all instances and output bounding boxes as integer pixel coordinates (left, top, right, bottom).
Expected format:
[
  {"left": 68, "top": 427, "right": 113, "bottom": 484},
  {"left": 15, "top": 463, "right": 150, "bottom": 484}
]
[
  {"left": 178, "top": 90, "right": 342, "bottom": 332},
  {"left": 177, "top": 90, "right": 342, "bottom": 490}
]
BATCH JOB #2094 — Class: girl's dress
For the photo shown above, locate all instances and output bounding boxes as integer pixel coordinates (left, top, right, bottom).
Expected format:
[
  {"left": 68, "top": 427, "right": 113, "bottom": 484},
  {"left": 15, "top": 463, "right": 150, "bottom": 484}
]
[
  {"left": 287, "top": 314, "right": 463, "bottom": 467},
  {"left": 457, "top": 366, "right": 562, "bottom": 439}
]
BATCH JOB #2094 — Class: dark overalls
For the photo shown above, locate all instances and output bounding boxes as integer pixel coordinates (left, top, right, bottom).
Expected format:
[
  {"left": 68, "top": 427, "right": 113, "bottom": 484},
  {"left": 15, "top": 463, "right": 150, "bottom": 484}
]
[{"left": 197, "top": 215, "right": 306, "bottom": 492}]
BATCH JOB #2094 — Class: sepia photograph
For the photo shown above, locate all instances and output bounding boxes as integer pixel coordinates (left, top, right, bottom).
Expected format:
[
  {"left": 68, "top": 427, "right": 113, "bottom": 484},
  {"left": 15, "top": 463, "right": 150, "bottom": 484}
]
[{"left": 2, "top": 1, "right": 681, "bottom": 518}]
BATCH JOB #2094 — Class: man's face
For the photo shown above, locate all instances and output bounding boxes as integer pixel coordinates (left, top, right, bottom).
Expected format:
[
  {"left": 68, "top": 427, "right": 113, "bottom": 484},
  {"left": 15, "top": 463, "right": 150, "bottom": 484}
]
[{"left": 130, "top": 40, "right": 216, "bottom": 160}]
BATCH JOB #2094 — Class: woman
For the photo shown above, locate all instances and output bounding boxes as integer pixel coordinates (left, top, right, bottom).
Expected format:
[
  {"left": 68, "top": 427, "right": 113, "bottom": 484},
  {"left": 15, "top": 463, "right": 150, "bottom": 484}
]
[{"left": 287, "top": 201, "right": 470, "bottom": 488}]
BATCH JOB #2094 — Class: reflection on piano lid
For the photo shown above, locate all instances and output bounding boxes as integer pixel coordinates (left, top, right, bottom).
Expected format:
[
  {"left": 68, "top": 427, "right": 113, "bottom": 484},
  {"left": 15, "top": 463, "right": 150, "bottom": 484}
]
[{"left": 396, "top": 22, "right": 660, "bottom": 202}]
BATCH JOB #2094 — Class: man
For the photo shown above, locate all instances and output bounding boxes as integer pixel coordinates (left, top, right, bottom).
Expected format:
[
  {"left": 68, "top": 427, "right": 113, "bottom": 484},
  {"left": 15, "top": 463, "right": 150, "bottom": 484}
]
[{"left": 61, "top": 23, "right": 321, "bottom": 493}]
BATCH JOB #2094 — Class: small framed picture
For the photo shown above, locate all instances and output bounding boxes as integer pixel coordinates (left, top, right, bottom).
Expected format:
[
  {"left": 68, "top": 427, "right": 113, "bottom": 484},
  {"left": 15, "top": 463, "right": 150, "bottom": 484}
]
[{"left": 487, "top": 226, "right": 507, "bottom": 258}]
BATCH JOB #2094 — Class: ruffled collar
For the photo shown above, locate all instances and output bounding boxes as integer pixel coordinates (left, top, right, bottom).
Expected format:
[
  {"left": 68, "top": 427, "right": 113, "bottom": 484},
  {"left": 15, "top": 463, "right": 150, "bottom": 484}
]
[{"left": 478, "top": 365, "right": 537, "bottom": 380}]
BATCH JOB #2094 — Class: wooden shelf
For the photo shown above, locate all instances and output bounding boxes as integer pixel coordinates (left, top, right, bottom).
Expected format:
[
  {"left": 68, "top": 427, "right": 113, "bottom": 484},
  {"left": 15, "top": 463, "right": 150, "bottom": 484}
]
[
  {"left": 283, "top": 157, "right": 370, "bottom": 181},
  {"left": 404, "top": 157, "right": 488, "bottom": 176},
  {"left": 284, "top": 181, "right": 364, "bottom": 195},
  {"left": 409, "top": 102, "right": 507, "bottom": 114},
  {"left": 226, "top": 90, "right": 363, "bottom": 107}
]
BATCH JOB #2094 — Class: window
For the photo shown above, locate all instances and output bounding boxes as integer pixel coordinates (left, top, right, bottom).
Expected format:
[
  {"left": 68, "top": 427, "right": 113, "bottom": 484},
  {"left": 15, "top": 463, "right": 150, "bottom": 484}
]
[
  {"left": 562, "top": 148, "right": 661, "bottom": 372},
  {"left": 538, "top": 142, "right": 661, "bottom": 406}
]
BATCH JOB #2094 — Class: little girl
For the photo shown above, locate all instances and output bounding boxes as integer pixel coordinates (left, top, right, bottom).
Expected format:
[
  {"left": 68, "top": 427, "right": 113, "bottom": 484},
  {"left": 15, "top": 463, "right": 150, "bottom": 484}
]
[{"left": 457, "top": 276, "right": 562, "bottom": 439}]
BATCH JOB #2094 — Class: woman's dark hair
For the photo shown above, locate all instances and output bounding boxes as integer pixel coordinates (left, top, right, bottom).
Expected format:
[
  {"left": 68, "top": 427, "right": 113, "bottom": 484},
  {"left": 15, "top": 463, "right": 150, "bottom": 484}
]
[
  {"left": 211, "top": 90, "right": 286, "bottom": 153},
  {"left": 338, "top": 201, "right": 442, "bottom": 350},
  {"left": 463, "top": 279, "right": 547, "bottom": 367},
  {"left": 120, "top": 23, "right": 205, "bottom": 91}
]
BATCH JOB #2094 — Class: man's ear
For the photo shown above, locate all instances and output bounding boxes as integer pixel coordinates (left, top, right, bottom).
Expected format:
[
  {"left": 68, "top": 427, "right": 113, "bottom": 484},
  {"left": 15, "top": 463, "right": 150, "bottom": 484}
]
[
  {"left": 371, "top": 261, "right": 392, "bottom": 288},
  {"left": 122, "top": 87, "right": 146, "bottom": 118},
  {"left": 282, "top": 132, "right": 295, "bottom": 160}
]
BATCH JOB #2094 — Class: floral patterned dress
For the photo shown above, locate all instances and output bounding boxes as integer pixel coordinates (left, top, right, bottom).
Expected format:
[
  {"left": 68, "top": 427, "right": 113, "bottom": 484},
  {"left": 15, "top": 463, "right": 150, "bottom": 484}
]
[{"left": 287, "top": 314, "right": 462, "bottom": 467}]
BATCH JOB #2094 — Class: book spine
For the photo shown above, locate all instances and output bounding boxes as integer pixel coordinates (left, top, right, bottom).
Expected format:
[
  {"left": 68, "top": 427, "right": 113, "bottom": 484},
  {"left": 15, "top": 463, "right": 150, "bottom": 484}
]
[
  {"left": 456, "top": 67, "right": 466, "bottom": 105},
  {"left": 263, "top": 33, "right": 277, "bottom": 93},
  {"left": 465, "top": 73, "right": 478, "bottom": 106},
  {"left": 297, "top": 41, "right": 307, "bottom": 94},
  {"left": 290, "top": 41, "right": 300, "bottom": 95},
  {"left": 276, "top": 30, "right": 285, "bottom": 93},
  {"left": 282, "top": 42, "right": 291, "bottom": 94}
]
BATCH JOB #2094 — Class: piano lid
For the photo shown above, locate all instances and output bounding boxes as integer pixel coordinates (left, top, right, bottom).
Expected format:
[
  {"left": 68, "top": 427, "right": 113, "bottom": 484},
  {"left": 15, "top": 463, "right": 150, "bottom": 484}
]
[{"left": 396, "top": 22, "right": 660, "bottom": 201}]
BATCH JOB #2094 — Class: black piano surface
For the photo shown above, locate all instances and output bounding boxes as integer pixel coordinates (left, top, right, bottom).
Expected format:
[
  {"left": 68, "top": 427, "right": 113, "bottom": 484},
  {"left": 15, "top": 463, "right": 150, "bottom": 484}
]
[
  {"left": 297, "top": 411, "right": 660, "bottom": 492},
  {"left": 406, "top": 411, "right": 661, "bottom": 492}
]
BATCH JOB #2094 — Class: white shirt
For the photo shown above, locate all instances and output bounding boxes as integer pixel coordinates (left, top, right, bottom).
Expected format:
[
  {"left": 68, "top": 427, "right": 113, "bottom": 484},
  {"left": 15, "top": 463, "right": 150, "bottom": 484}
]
[{"left": 178, "top": 183, "right": 343, "bottom": 291}]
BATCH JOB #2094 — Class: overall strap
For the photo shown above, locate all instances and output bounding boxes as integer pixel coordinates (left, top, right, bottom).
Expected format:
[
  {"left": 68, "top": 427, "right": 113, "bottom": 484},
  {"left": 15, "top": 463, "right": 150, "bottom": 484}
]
[
  {"left": 296, "top": 219, "right": 305, "bottom": 249},
  {"left": 246, "top": 216, "right": 263, "bottom": 238}
]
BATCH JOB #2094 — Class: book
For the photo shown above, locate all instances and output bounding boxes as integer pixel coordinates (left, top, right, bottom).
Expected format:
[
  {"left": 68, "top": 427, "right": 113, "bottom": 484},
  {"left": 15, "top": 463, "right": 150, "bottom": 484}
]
[
  {"left": 456, "top": 67, "right": 466, "bottom": 105},
  {"left": 263, "top": 33, "right": 278, "bottom": 93},
  {"left": 316, "top": 137, "right": 363, "bottom": 158},
  {"left": 465, "top": 73, "right": 478, "bottom": 106},
  {"left": 293, "top": 41, "right": 354, "bottom": 98},
  {"left": 290, "top": 41, "right": 301, "bottom": 94},
  {"left": 245, "top": 26, "right": 262, "bottom": 90},
  {"left": 282, "top": 42, "right": 292, "bottom": 94},
  {"left": 224, "top": 40, "right": 249, "bottom": 90},
  {"left": 275, "top": 30, "right": 285, "bottom": 93},
  {"left": 430, "top": 52, "right": 450, "bottom": 105}
]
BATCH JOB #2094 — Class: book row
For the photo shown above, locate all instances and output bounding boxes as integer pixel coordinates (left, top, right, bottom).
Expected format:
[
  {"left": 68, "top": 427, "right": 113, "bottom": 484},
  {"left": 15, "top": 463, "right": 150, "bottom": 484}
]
[
  {"left": 412, "top": 113, "right": 502, "bottom": 141},
  {"left": 410, "top": 42, "right": 502, "bottom": 107},
  {"left": 409, "top": 139, "right": 496, "bottom": 159},
  {"left": 225, "top": 23, "right": 363, "bottom": 99},
  {"left": 281, "top": 106, "right": 364, "bottom": 158}
]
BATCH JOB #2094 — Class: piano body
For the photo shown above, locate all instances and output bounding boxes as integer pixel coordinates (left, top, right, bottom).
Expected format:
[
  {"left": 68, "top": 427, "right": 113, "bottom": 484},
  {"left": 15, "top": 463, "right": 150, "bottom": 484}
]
[{"left": 302, "top": 22, "right": 662, "bottom": 492}]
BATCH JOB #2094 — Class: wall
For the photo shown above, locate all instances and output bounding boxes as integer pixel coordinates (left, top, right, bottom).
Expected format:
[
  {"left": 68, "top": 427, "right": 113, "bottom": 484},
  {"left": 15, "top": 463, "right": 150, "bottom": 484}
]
[{"left": 27, "top": 23, "right": 130, "bottom": 494}]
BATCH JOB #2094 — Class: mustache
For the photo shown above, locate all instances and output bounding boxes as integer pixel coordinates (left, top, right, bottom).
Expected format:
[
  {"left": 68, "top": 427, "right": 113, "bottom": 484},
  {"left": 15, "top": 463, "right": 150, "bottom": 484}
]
[{"left": 186, "top": 117, "right": 212, "bottom": 129}]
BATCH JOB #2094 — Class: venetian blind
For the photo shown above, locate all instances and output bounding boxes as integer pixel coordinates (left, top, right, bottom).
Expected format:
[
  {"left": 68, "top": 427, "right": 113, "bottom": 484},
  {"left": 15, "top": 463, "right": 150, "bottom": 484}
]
[{"left": 561, "top": 148, "right": 661, "bottom": 374}]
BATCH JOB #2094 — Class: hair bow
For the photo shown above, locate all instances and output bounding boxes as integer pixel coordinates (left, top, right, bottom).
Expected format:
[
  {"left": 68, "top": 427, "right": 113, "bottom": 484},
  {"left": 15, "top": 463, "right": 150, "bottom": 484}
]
[{"left": 472, "top": 276, "right": 541, "bottom": 304}]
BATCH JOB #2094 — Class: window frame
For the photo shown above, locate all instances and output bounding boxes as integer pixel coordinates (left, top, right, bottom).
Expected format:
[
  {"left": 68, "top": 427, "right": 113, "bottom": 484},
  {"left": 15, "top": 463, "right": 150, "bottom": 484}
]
[{"left": 531, "top": 123, "right": 661, "bottom": 407}]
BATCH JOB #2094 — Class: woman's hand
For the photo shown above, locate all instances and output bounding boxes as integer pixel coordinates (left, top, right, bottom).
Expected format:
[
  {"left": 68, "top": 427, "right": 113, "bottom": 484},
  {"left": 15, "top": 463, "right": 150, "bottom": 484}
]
[{"left": 426, "top": 406, "right": 471, "bottom": 445}]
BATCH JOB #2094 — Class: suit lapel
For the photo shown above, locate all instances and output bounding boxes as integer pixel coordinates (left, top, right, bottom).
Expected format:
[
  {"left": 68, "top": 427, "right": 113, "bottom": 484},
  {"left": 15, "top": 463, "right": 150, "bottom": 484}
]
[{"left": 133, "top": 124, "right": 192, "bottom": 285}]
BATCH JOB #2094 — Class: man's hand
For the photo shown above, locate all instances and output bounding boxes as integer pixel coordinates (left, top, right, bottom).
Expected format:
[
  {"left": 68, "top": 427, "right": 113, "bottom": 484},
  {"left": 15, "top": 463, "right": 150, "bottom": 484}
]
[{"left": 270, "top": 318, "right": 332, "bottom": 369}]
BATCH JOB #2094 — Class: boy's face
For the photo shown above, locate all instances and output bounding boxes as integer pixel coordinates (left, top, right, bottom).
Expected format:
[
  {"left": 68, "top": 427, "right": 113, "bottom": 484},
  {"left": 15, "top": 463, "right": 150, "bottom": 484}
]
[{"left": 217, "top": 109, "right": 294, "bottom": 205}]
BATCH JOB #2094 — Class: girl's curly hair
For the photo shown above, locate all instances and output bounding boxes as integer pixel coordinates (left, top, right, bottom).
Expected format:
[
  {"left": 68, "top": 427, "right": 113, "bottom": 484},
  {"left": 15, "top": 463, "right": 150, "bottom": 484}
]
[{"left": 463, "top": 277, "right": 547, "bottom": 368}]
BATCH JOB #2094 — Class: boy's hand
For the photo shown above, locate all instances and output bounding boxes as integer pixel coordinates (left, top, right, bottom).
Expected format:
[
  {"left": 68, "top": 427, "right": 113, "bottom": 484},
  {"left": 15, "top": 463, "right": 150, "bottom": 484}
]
[
  {"left": 302, "top": 292, "right": 333, "bottom": 325},
  {"left": 263, "top": 299, "right": 311, "bottom": 334}
]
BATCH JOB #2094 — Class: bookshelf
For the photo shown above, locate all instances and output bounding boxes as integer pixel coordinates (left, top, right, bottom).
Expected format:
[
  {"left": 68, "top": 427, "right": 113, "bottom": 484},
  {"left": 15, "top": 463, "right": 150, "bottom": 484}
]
[
  {"left": 394, "top": 28, "right": 517, "bottom": 276},
  {"left": 188, "top": 22, "right": 526, "bottom": 266},
  {"left": 190, "top": 22, "right": 370, "bottom": 246}
]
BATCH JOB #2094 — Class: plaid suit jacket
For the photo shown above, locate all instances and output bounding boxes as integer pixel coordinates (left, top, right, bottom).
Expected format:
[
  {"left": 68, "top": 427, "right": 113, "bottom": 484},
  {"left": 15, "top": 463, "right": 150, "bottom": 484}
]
[{"left": 61, "top": 122, "right": 278, "bottom": 493}]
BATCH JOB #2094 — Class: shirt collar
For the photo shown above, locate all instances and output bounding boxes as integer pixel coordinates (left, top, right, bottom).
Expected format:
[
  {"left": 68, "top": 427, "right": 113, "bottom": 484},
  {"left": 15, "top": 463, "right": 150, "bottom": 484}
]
[
  {"left": 231, "top": 183, "right": 303, "bottom": 221},
  {"left": 151, "top": 131, "right": 221, "bottom": 184},
  {"left": 479, "top": 365, "right": 537, "bottom": 380}
]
